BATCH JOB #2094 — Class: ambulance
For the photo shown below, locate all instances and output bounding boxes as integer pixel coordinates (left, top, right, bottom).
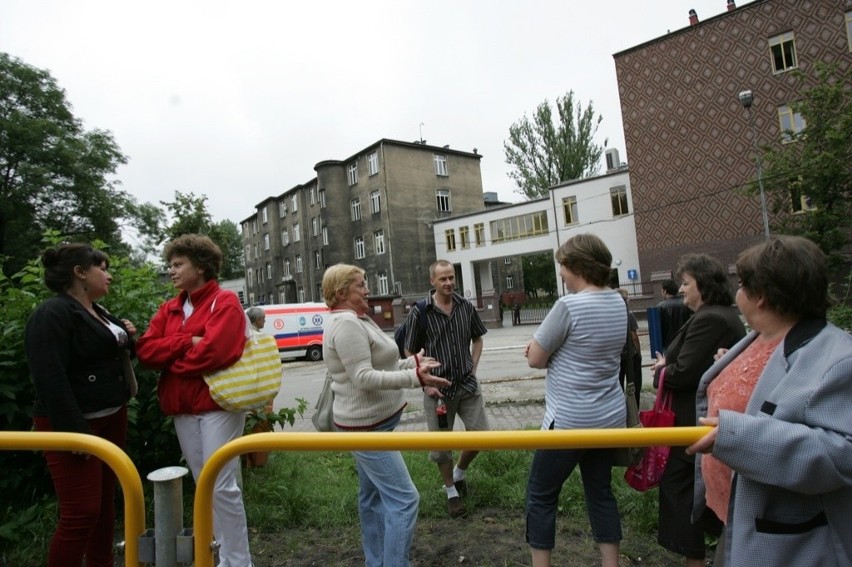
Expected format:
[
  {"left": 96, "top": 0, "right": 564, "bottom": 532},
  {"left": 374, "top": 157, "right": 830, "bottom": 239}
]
[{"left": 258, "top": 302, "right": 329, "bottom": 361}]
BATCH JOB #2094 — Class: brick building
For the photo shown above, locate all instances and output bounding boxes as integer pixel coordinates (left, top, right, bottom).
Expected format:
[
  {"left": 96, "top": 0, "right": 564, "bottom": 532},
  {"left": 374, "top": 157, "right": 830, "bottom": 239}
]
[
  {"left": 241, "top": 139, "right": 485, "bottom": 307},
  {"left": 614, "top": 0, "right": 852, "bottom": 280}
]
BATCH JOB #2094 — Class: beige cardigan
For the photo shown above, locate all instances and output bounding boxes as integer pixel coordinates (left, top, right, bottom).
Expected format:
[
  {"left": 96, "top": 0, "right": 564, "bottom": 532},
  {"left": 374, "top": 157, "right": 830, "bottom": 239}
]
[{"left": 323, "top": 309, "right": 420, "bottom": 429}]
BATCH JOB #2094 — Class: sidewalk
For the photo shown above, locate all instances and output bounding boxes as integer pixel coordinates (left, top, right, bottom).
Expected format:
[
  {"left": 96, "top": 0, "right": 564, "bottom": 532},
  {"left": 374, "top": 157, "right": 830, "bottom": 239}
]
[{"left": 283, "top": 316, "right": 656, "bottom": 433}]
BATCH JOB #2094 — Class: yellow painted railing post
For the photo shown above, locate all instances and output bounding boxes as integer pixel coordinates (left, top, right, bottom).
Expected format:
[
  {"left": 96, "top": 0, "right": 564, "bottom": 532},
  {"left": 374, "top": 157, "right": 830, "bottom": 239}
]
[
  {"left": 192, "top": 427, "right": 712, "bottom": 567},
  {"left": 0, "top": 431, "right": 146, "bottom": 567}
]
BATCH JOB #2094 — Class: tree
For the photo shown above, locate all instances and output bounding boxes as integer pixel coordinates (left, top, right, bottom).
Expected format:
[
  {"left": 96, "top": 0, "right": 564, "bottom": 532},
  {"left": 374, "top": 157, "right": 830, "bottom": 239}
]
[
  {"left": 210, "top": 219, "right": 244, "bottom": 280},
  {"left": 522, "top": 253, "right": 557, "bottom": 298},
  {"left": 759, "top": 62, "right": 852, "bottom": 268},
  {"left": 504, "top": 90, "right": 606, "bottom": 199},
  {"left": 0, "top": 52, "right": 131, "bottom": 273},
  {"left": 148, "top": 191, "right": 244, "bottom": 279}
]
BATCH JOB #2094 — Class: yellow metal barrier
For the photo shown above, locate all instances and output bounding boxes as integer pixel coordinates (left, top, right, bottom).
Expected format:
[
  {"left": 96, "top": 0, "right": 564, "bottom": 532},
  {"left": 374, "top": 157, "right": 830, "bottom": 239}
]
[
  {"left": 193, "top": 426, "right": 712, "bottom": 567},
  {"left": 0, "top": 431, "right": 146, "bottom": 567}
]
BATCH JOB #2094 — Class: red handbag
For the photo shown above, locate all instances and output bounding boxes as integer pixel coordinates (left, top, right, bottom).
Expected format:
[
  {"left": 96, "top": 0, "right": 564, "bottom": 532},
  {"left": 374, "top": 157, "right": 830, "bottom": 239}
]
[{"left": 624, "top": 368, "right": 676, "bottom": 491}]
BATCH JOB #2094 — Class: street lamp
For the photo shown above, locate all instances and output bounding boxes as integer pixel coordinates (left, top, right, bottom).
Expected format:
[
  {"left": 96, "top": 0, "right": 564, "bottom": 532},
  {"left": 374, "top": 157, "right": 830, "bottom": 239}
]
[{"left": 737, "top": 89, "right": 771, "bottom": 240}]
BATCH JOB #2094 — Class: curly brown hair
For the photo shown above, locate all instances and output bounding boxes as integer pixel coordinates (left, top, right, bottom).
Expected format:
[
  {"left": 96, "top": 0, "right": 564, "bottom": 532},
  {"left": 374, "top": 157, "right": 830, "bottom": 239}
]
[{"left": 163, "top": 234, "right": 223, "bottom": 281}]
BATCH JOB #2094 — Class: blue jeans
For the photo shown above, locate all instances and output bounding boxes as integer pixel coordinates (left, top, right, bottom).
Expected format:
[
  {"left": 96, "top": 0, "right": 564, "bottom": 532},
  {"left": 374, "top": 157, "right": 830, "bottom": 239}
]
[
  {"left": 348, "top": 412, "right": 420, "bottom": 567},
  {"left": 526, "top": 448, "right": 622, "bottom": 550}
]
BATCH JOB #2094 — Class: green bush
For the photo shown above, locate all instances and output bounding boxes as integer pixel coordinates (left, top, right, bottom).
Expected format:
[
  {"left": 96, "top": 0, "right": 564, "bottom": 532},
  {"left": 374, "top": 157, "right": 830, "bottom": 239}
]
[{"left": 0, "top": 237, "right": 181, "bottom": 547}]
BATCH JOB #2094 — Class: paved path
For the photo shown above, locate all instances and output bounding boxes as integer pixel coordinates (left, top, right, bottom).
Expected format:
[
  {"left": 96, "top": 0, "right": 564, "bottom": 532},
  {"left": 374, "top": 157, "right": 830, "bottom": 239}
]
[{"left": 281, "top": 316, "right": 657, "bottom": 433}]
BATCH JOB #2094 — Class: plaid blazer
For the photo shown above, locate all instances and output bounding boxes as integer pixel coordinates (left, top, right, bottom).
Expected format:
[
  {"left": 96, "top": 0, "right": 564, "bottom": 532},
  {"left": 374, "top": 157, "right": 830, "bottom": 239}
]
[{"left": 694, "top": 319, "right": 852, "bottom": 567}]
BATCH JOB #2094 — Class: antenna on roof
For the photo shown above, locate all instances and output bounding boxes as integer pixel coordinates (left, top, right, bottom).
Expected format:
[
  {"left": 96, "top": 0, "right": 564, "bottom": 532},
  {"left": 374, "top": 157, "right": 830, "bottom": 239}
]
[{"left": 419, "top": 122, "right": 425, "bottom": 144}]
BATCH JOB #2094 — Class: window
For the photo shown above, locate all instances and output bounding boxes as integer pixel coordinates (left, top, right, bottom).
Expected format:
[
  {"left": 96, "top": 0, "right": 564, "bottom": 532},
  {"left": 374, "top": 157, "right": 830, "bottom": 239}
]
[
  {"left": 506, "top": 274, "right": 514, "bottom": 289},
  {"left": 312, "top": 216, "right": 319, "bottom": 236},
  {"left": 374, "top": 230, "right": 385, "bottom": 255},
  {"left": 254, "top": 244, "right": 259, "bottom": 259},
  {"left": 790, "top": 177, "right": 816, "bottom": 213},
  {"left": 459, "top": 225, "right": 470, "bottom": 249},
  {"left": 474, "top": 223, "right": 485, "bottom": 246},
  {"left": 777, "top": 104, "right": 806, "bottom": 142},
  {"left": 434, "top": 154, "right": 448, "bottom": 176},
  {"left": 445, "top": 229, "right": 456, "bottom": 251},
  {"left": 315, "top": 284, "right": 322, "bottom": 303},
  {"left": 370, "top": 191, "right": 381, "bottom": 214},
  {"left": 348, "top": 162, "right": 358, "bottom": 185},
  {"left": 436, "top": 189, "right": 451, "bottom": 212},
  {"left": 490, "top": 212, "right": 549, "bottom": 243},
  {"left": 769, "top": 32, "right": 797, "bottom": 74},
  {"left": 293, "top": 223, "right": 300, "bottom": 242},
  {"left": 247, "top": 269, "right": 253, "bottom": 286},
  {"left": 279, "top": 201, "right": 287, "bottom": 217},
  {"left": 291, "top": 194, "right": 298, "bottom": 213},
  {"left": 847, "top": 11, "right": 852, "bottom": 52},
  {"left": 245, "top": 244, "right": 250, "bottom": 259},
  {"left": 283, "top": 258, "right": 291, "bottom": 277},
  {"left": 504, "top": 258, "right": 512, "bottom": 265},
  {"left": 376, "top": 273, "right": 389, "bottom": 295},
  {"left": 261, "top": 207, "right": 268, "bottom": 224},
  {"left": 295, "top": 255, "right": 303, "bottom": 273},
  {"left": 610, "top": 186, "right": 629, "bottom": 216},
  {"left": 252, "top": 219, "right": 258, "bottom": 234},
  {"left": 351, "top": 198, "right": 362, "bottom": 221},
  {"left": 310, "top": 186, "right": 316, "bottom": 205},
  {"left": 322, "top": 226, "right": 328, "bottom": 246},
  {"left": 281, "top": 229, "right": 289, "bottom": 246},
  {"left": 298, "top": 287, "right": 305, "bottom": 303},
  {"left": 562, "top": 196, "right": 579, "bottom": 225},
  {"left": 354, "top": 236, "right": 365, "bottom": 259},
  {"left": 263, "top": 233, "right": 270, "bottom": 250},
  {"left": 265, "top": 262, "right": 271, "bottom": 279},
  {"left": 315, "top": 250, "right": 322, "bottom": 269},
  {"left": 319, "top": 189, "right": 326, "bottom": 208},
  {"left": 368, "top": 152, "right": 379, "bottom": 175}
]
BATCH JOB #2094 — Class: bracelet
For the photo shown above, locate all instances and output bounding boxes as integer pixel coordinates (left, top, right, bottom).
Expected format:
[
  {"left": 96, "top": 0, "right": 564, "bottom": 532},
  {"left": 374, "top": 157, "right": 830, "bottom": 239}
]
[{"left": 413, "top": 354, "right": 425, "bottom": 389}]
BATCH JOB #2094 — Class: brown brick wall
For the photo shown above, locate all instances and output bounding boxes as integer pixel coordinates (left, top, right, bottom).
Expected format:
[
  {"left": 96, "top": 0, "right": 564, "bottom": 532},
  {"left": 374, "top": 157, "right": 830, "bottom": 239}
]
[{"left": 614, "top": 0, "right": 852, "bottom": 276}]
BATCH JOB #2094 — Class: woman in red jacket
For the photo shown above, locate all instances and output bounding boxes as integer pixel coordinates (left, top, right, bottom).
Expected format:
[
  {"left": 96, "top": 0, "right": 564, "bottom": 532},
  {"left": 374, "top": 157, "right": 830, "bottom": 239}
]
[{"left": 136, "top": 234, "right": 253, "bottom": 567}]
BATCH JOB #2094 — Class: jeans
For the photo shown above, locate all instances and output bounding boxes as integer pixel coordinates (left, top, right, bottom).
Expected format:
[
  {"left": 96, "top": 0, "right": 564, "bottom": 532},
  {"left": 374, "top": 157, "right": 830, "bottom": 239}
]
[
  {"left": 34, "top": 406, "right": 128, "bottom": 567},
  {"left": 526, "top": 447, "right": 622, "bottom": 550},
  {"left": 348, "top": 412, "right": 420, "bottom": 567},
  {"left": 174, "top": 411, "right": 252, "bottom": 567}
]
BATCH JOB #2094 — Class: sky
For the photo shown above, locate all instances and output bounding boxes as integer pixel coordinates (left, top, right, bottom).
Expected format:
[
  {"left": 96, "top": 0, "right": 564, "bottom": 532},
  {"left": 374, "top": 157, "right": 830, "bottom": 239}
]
[{"left": 1, "top": 0, "right": 747, "bottom": 226}]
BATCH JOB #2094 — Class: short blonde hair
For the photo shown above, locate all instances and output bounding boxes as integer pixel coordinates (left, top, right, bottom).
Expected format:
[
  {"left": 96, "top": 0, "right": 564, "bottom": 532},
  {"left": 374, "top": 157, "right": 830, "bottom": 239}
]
[{"left": 322, "top": 264, "right": 365, "bottom": 308}]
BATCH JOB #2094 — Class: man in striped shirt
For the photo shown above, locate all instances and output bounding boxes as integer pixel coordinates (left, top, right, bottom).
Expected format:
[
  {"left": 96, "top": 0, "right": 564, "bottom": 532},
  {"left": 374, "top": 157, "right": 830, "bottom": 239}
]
[{"left": 403, "top": 259, "right": 489, "bottom": 518}]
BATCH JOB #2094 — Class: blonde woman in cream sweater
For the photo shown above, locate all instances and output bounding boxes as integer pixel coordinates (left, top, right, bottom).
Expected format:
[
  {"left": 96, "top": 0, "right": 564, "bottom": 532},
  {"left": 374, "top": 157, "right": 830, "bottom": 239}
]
[{"left": 322, "top": 264, "right": 449, "bottom": 567}]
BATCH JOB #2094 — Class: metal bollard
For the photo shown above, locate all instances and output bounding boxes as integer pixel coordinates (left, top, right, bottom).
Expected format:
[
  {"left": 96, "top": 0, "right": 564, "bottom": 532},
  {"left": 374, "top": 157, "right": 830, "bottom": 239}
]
[{"left": 139, "top": 466, "right": 191, "bottom": 567}]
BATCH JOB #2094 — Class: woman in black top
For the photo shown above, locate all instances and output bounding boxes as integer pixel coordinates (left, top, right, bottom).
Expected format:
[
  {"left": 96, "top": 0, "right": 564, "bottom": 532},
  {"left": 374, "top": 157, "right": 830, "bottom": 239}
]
[
  {"left": 25, "top": 243, "right": 136, "bottom": 567},
  {"left": 652, "top": 254, "right": 745, "bottom": 566}
]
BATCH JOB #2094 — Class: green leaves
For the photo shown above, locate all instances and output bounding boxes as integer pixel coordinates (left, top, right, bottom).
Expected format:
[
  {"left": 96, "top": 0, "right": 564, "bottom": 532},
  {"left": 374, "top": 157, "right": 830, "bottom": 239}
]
[
  {"left": 504, "top": 90, "right": 606, "bottom": 199},
  {"left": 758, "top": 62, "right": 852, "bottom": 268}
]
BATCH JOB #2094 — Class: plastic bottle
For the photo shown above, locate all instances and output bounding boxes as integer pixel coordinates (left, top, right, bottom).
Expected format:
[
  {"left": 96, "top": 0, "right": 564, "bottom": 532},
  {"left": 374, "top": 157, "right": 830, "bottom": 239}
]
[{"left": 436, "top": 398, "right": 448, "bottom": 429}]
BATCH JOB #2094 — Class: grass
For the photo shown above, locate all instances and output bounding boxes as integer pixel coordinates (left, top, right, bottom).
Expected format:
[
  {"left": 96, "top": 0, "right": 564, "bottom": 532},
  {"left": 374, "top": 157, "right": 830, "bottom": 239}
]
[
  {"left": 3, "top": 447, "right": 663, "bottom": 565},
  {"left": 241, "top": 448, "right": 659, "bottom": 530}
]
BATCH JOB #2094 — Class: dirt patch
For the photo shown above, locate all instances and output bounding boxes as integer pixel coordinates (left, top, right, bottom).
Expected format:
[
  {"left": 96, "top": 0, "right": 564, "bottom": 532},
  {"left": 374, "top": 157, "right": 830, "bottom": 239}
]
[{"left": 248, "top": 508, "right": 687, "bottom": 566}]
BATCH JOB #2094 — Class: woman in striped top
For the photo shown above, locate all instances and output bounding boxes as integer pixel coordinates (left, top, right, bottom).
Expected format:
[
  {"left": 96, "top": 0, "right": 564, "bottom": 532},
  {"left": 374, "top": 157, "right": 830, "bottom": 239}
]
[{"left": 524, "top": 233, "right": 627, "bottom": 567}]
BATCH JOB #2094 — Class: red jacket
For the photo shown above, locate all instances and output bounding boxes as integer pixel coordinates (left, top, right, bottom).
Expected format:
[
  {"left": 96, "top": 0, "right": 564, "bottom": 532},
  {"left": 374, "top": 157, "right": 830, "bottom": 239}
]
[{"left": 137, "top": 280, "right": 247, "bottom": 415}]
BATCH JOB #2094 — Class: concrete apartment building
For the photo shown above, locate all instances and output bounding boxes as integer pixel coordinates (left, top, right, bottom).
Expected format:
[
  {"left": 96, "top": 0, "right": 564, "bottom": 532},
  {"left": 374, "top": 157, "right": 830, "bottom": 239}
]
[
  {"left": 241, "top": 139, "right": 485, "bottom": 307},
  {"left": 614, "top": 0, "right": 852, "bottom": 280}
]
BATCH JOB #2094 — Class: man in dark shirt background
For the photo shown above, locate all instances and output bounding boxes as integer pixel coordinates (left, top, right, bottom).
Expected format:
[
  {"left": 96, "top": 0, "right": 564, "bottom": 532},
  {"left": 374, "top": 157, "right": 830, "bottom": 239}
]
[{"left": 657, "top": 279, "right": 691, "bottom": 353}]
